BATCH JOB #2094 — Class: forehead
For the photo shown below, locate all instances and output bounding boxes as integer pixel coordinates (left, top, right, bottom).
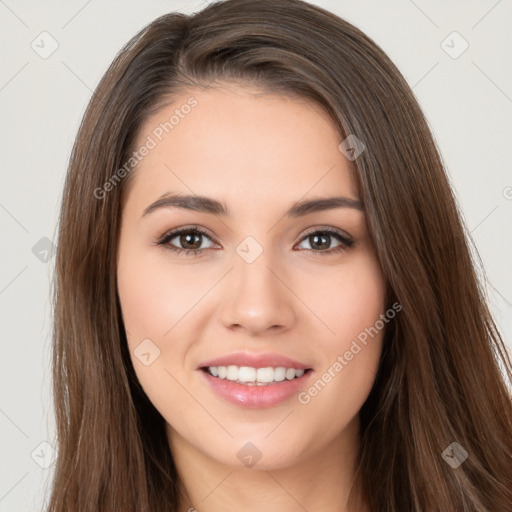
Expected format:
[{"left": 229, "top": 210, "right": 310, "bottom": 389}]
[{"left": 125, "top": 84, "right": 359, "bottom": 209}]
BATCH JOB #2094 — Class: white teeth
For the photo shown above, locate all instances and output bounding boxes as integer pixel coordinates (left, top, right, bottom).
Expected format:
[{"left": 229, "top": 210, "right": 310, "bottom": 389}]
[
  {"left": 274, "top": 367, "right": 286, "bottom": 382},
  {"left": 226, "top": 365, "right": 238, "bottom": 380},
  {"left": 256, "top": 367, "right": 275, "bottom": 383},
  {"left": 238, "top": 366, "right": 256, "bottom": 382},
  {"left": 206, "top": 365, "right": 308, "bottom": 384}
]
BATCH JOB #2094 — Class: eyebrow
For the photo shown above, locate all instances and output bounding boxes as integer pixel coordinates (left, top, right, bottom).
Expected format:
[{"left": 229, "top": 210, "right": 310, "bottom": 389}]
[{"left": 141, "top": 193, "right": 363, "bottom": 218}]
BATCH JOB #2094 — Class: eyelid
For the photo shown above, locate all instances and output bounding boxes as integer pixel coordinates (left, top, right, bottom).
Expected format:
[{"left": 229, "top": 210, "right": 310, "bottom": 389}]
[
  {"left": 157, "top": 224, "right": 353, "bottom": 244},
  {"left": 155, "top": 224, "right": 354, "bottom": 255},
  {"left": 295, "top": 225, "right": 353, "bottom": 245},
  {"left": 155, "top": 224, "right": 219, "bottom": 246}
]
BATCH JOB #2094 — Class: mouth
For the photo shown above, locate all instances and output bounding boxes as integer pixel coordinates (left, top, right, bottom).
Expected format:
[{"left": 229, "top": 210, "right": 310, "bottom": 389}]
[
  {"left": 198, "top": 364, "right": 314, "bottom": 408},
  {"left": 200, "top": 365, "right": 313, "bottom": 386}
]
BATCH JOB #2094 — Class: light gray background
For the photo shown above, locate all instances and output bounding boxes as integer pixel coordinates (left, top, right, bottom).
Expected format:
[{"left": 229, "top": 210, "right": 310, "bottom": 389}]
[{"left": 1, "top": 1, "right": 511, "bottom": 510}]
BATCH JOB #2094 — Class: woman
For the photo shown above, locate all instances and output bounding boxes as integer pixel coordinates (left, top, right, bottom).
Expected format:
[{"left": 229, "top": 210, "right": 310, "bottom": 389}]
[{"left": 48, "top": 0, "right": 512, "bottom": 510}]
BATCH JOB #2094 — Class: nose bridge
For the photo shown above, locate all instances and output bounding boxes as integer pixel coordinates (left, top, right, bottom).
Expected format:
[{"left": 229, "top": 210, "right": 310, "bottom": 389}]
[
  {"left": 235, "top": 236, "right": 278, "bottom": 291},
  {"left": 219, "top": 234, "right": 296, "bottom": 334}
]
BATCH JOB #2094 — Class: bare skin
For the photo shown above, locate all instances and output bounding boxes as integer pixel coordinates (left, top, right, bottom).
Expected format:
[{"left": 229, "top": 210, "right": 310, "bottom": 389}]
[{"left": 117, "top": 83, "right": 385, "bottom": 512}]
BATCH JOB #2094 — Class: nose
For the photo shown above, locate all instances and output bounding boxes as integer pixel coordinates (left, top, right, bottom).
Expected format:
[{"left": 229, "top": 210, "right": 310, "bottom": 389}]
[{"left": 219, "top": 247, "right": 297, "bottom": 337}]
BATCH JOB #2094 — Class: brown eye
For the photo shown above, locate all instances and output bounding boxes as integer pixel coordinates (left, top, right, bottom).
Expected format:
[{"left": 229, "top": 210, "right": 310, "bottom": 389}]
[
  {"left": 175, "top": 232, "right": 203, "bottom": 250},
  {"left": 155, "top": 225, "right": 354, "bottom": 257},
  {"left": 156, "top": 226, "right": 216, "bottom": 256},
  {"left": 296, "top": 228, "right": 354, "bottom": 255}
]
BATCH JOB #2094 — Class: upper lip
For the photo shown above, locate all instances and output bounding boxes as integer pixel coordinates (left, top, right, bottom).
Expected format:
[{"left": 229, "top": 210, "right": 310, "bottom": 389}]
[{"left": 198, "top": 352, "right": 312, "bottom": 370}]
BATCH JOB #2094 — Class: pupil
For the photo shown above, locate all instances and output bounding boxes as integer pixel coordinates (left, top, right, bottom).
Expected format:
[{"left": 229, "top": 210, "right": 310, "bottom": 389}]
[
  {"left": 181, "top": 233, "right": 201, "bottom": 250},
  {"left": 311, "top": 234, "right": 329, "bottom": 250}
]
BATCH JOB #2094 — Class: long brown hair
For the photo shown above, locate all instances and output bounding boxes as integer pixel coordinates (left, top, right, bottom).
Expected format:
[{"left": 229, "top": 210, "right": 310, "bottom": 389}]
[{"left": 48, "top": 0, "right": 512, "bottom": 510}]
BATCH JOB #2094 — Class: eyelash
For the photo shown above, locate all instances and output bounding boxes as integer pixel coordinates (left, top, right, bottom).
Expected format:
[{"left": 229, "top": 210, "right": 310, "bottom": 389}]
[{"left": 154, "top": 224, "right": 354, "bottom": 258}]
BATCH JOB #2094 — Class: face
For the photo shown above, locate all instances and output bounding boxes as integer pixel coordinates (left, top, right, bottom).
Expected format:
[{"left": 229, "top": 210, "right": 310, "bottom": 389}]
[{"left": 117, "top": 83, "right": 387, "bottom": 471}]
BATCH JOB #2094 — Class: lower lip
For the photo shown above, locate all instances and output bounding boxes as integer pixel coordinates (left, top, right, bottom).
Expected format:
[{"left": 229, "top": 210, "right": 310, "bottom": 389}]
[{"left": 199, "top": 369, "right": 314, "bottom": 408}]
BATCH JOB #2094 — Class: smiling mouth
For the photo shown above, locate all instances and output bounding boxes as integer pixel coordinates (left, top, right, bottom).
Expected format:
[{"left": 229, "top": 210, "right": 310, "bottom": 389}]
[{"left": 200, "top": 366, "right": 313, "bottom": 386}]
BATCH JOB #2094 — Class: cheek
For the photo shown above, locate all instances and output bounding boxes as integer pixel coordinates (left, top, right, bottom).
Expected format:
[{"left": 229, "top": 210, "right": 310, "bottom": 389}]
[
  {"left": 117, "top": 241, "right": 205, "bottom": 340},
  {"left": 117, "top": 238, "right": 222, "bottom": 403},
  {"left": 299, "top": 251, "right": 386, "bottom": 415},
  {"left": 117, "top": 252, "right": 164, "bottom": 339},
  {"left": 117, "top": 241, "right": 196, "bottom": 415},
  {"left": 315, "top": 250, "right": 386, "bottom": 344},
  {"left": 117, "top": 237, "right": 181, "bottom": 387}
]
